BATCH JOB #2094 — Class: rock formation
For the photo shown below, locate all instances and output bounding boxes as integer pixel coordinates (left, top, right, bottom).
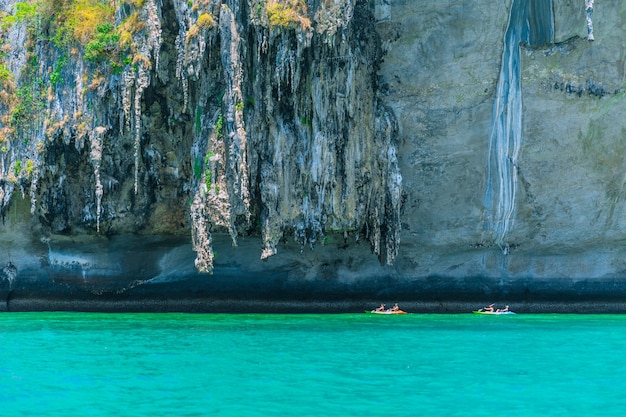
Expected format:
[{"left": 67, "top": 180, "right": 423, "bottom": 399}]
[{"left": 1, "top": 0, "right": 626, "bottom": 312}]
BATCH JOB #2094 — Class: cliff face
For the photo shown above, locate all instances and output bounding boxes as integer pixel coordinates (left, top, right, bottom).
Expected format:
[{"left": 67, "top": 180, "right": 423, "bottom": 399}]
[
  {"left": 384, "top": 0, "right": 626, "bottom": 282},
  {"left": 1, "top": 0, "right": 626, "bottom": 311}
]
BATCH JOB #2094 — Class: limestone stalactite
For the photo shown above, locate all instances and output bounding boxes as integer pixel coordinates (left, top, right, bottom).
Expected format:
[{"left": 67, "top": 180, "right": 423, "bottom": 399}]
[
  {"left": 218, "top": 4, "right": 251, "bottom": 246},
  {"left": 89, "top": 126, "right": 107, "bottom": 232}
]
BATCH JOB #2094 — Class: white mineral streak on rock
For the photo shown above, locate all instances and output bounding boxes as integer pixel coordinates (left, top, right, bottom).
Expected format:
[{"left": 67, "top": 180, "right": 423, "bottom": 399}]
[
  {"left": 485, "top": 0, "right": 527, "bottom": 254},
  {"left": 189, "top": 109, "right": 231, "bottom": 273},
  {"left": 172, "top": 0, "right": 215, "bottom": 110},
  {"left": 585, "top": 0, "right": 594, "bottom": 41},
  {"left": 1, "top": 261, "right": 17, "bottom": 287},
  {"left": 74, "top": 62, "right": 84, "bottom": 116},
  {"left": 1, "top": 182, "right": 13, "bottom": 207},
  {"left": 133, "top": 64, "right": 149, "bottom": 195},
  {"left": 174, "top": 32, "right": 190, "bottom": 110},
  {"left": 117, "top": 0, "right": 162, "bottom": 194},
  {"left": 485, "top": 0, "right": 554, "bottom": 254},
  {"left": 190, "top": 189, "right": 214, "bottom": 274},
  {"left": 0, "top": 183, "right": 13, "bottom": 216},
  {"left": 121, "top": 69, "right": 135, "bottom": 133},
  {"left": 190, "top": 4, "right": 253, "bottom": 272},
  {"left": 219, "top": 5, "right": 251, "bottom": 244},
  {"left": 143, "top": 0, "right": 163, "bottom": 72},
  {"left": 90, "top": 126, "right": 107, "bottom": 232},
  {"left": 379, "top": 110, "right": 402, "bottom": 265},
  {"left": 28, "top": 156, "right": 39, "bottom": 215},
  {"left": 204, "top": 147, "right": 230, "bottom": 221}
]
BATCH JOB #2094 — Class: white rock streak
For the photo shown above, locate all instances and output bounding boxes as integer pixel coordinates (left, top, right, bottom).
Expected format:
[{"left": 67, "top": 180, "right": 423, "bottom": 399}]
[
  {"left": 485, "top": 0, "right": 528, "bottom": 253},
  {"left": 485, "top": 0, "right": 554, "bottom": 253}
]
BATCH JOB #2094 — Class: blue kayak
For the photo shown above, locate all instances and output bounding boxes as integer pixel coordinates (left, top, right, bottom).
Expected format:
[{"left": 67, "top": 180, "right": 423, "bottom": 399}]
[{"left": 473, "top": 310, "right": 516, "bottom": 315}]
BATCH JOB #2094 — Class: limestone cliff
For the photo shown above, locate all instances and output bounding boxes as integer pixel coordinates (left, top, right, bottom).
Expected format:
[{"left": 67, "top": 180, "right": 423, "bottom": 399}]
[
  {"left": 0, "top": 0, "right": 401, "bottom": 274},
  {"left": 1, "top": 0, "right": 626, "bottom": 312}
]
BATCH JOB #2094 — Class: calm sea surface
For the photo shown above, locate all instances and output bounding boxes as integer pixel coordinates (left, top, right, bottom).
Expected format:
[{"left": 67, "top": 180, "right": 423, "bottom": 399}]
[{"left": 1, "top": 312, "right": 625, "bottom": 416}]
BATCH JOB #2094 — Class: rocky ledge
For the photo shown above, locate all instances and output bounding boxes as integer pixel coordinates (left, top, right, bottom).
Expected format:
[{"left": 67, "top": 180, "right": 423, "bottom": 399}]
[{"left": 3, "top": 230, "right": 626, "bottom": 313}]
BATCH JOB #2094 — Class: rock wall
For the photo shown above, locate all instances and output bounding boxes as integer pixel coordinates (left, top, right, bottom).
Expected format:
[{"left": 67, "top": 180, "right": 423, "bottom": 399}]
[{"left": 1, "top": 0, "right": 626, "bottom": 311}]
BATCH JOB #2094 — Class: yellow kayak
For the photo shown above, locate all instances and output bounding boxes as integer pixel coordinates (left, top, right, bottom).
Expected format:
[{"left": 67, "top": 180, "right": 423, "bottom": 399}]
[{"left": 367, "top": 309, "right": 408, "bottom": 315}]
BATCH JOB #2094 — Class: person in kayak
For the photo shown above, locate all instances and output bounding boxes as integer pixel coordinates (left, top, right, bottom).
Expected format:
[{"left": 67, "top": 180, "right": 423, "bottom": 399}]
[
  {"left": 483, "top": 304, "right": 495, "bottom": 312},
  {"left": 375, "top": 304, "right": 386, "bottom": 312},
  {"left": 496, "top": 305, "right": 510, "bottom": 313},
  {"left": 391, "top": 303, "right": 400, "bottom": 312}
]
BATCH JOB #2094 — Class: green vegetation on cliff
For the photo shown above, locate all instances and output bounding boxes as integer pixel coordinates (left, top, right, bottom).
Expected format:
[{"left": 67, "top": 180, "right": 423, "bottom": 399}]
[
  {"left": 0, "top": 0, "right": 150, "bottom": 184},
  {"left": 266, "top": 0, "right": 310, "bottom": 29}
]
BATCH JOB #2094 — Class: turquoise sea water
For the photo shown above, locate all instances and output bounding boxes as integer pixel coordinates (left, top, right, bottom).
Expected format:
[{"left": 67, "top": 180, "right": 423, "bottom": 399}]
[{"left": 1, "top": 313, "right": 626, "bottom": 416}]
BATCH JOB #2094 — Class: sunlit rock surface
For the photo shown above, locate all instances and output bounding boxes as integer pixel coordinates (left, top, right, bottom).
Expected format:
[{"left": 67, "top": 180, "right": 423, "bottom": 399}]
[{"left": 1, "top": 0, "right": 626, "bottom": 312}]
